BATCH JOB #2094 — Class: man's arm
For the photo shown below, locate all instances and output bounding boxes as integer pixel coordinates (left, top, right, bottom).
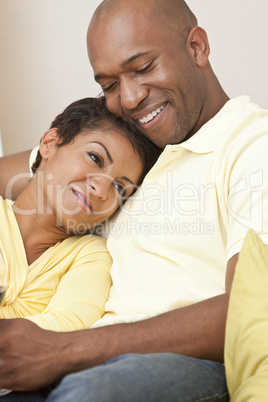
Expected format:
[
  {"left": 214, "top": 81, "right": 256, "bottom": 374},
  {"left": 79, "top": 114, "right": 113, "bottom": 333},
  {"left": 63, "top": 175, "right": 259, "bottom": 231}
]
[
  {"left": 0, "top": 150, "right": 31, "bottom": 199},
  {"left": 0, "top": 255, "right": 238, "bottom": 391}
]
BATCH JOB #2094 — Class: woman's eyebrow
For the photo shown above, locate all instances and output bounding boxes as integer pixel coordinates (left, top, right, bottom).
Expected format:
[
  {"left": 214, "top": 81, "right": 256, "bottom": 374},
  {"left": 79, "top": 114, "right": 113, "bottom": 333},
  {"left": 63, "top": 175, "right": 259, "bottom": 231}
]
[
  {"left": 90, "top": 141, "right": 113, "bottom": 163},
  {"left": 121, "top": 176, "right": 135, "bottom": 187}
]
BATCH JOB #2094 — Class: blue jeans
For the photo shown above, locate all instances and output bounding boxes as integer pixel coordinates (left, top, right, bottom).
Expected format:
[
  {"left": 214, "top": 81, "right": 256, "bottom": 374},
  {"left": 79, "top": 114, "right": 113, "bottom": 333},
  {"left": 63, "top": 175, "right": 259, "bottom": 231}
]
[{"left": 2, "top": 353, "right": 229, "bottom": 402}]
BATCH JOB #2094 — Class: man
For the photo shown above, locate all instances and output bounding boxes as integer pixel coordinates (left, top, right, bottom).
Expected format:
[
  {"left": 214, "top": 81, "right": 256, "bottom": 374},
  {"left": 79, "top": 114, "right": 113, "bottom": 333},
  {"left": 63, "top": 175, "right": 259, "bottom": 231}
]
[{"left": 0, "top": 0, "right": 268, "bottom": 400}]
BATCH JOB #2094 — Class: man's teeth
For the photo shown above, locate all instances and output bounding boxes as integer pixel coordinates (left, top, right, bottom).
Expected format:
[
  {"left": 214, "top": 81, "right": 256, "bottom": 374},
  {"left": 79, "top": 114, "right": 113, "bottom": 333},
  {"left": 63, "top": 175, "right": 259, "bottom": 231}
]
[{"left": 138, "top": 105, "right": 165, "bottom": 124}]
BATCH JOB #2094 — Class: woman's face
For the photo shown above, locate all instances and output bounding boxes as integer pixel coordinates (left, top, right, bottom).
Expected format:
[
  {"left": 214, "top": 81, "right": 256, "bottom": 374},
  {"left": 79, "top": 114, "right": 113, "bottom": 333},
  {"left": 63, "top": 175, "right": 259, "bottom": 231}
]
[{"left": 40, "top": 126, "right": 143, "bottom": 234}]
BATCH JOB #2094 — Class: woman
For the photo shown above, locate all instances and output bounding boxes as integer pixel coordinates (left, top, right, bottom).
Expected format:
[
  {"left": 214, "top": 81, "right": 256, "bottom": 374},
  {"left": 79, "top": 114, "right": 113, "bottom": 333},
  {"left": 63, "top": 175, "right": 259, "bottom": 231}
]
[{"left": 0, "top": 97, "right": 161, "bottom": 332}]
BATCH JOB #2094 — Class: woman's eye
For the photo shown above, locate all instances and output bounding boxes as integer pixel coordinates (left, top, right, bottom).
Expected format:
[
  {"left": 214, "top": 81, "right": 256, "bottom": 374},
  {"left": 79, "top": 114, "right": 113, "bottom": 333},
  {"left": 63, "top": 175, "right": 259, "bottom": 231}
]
[
  {"left": 113, "top": 182, "right": 126, "bottom": 197},
  {"left": 87, "top": 152, "right": 103, "bottom": 167}
]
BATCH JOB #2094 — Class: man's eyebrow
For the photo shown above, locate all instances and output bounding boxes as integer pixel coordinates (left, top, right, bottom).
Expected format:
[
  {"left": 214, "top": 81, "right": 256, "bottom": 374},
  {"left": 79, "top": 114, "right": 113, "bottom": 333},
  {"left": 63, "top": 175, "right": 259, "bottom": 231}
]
[
  {"left": 94, "top": 52, "right": 151, "bottom": 82},
  {"left": 120, "top": 52, "right": 151, "bottom": 69},
  {"left": 90, "top": 142, "right": 113, "bottom": 163}
]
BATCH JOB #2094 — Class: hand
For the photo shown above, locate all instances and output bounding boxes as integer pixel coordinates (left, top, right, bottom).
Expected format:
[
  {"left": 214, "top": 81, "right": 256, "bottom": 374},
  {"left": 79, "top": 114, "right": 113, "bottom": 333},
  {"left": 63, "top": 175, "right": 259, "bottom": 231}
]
[{"left": 0, "top": 319, "right": 67, "bottom": 391}]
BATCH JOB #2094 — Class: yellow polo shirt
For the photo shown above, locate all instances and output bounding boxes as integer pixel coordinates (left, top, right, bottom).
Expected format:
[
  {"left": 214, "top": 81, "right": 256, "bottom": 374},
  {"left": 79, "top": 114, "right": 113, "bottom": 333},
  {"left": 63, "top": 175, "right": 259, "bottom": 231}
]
[{"left": 93, "top": 96, "right": 268, "bottom": 327}]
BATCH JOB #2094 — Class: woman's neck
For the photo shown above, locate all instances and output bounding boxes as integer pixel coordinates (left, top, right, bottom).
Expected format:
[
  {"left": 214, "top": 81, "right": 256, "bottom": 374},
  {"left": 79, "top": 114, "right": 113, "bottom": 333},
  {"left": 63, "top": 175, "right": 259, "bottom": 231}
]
[{"left": 12, "top": 177, "right": 69, "bottom": 265}]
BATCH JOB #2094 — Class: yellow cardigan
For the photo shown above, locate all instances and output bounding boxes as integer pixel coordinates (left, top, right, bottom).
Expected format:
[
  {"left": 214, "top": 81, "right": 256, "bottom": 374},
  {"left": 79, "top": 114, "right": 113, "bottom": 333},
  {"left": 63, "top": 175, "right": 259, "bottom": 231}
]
[{"left": 0, "top": 198, "right": 112, "bottom": 331}]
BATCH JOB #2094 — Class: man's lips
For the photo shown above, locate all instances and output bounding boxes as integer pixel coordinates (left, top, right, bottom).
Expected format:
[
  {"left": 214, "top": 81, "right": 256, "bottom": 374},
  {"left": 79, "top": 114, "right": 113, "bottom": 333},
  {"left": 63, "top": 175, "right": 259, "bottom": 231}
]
[
  {"left": 71, "top": 188, "right": 93, "bottom": 214},
  {"left": 137, "top": 103, "right": 167, "bottom": 124}
]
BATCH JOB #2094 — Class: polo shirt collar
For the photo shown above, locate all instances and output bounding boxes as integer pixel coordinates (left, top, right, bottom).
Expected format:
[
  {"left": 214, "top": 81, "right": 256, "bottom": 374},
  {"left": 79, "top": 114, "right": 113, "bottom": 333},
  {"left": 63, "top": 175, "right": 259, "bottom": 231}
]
[{"left": 166, "top": 96, "right": 251, "bottom": 155}]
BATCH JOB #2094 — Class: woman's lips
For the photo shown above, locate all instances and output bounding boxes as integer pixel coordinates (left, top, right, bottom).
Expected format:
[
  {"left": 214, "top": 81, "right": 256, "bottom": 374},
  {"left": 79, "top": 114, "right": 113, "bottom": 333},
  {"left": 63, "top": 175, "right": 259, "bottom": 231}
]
[{"left": 72, "top": 188, "right": 93, "bottom": 214}]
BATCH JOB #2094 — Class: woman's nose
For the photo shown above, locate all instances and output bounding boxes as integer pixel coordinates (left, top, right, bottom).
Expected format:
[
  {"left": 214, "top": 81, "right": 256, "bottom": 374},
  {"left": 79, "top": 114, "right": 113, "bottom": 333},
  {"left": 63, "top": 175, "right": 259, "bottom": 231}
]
[{"left": 88, "top": 175, "right": 111, "bottom": 201}]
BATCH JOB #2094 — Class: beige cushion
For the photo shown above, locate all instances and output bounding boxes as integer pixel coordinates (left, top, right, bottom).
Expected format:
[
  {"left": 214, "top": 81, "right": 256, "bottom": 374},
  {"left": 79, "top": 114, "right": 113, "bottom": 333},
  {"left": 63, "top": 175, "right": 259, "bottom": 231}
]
[{"left": 225, "top": 230, "right": 268, "bottom": 401}]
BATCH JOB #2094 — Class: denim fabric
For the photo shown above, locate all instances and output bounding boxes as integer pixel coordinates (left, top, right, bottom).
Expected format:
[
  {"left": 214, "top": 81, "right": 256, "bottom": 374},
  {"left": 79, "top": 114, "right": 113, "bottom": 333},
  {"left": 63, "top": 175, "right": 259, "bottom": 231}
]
[{"left": 45, "top": 353, "right": 229, "bottom": 402}]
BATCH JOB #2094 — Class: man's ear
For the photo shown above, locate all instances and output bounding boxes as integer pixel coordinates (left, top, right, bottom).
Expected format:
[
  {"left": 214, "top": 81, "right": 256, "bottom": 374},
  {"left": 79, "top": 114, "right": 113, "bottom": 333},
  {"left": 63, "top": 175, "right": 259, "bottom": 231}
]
[
  {"left": 187, "top": 26, "right": 210, "bottom": 67},
  {"left": 39, "top": 128, "right": 59, "bottom": 160}
]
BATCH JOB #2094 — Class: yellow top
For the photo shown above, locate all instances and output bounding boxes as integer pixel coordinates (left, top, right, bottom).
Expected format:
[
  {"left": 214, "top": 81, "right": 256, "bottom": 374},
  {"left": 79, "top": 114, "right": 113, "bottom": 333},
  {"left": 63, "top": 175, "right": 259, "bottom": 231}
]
[{"left": 0, "top": 197, "right": 112, "bottom": 331}]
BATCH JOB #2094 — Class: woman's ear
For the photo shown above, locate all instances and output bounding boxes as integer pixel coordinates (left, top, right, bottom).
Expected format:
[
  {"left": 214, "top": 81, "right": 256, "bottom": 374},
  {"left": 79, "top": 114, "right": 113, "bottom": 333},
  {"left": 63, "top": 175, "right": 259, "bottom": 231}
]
[
  {"left": 187, "top": 26, "right": 210, "bottom": 67},
  {"left": 39, "top": 128, "right": 58, "bottom": 160}
]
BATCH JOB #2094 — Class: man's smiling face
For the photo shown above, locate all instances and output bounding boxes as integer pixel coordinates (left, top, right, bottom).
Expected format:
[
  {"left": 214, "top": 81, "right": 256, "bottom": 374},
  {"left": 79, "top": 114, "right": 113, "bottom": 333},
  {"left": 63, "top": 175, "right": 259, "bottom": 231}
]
[{"left": 87, "top": 0, "right": 208, "bottom": 148}]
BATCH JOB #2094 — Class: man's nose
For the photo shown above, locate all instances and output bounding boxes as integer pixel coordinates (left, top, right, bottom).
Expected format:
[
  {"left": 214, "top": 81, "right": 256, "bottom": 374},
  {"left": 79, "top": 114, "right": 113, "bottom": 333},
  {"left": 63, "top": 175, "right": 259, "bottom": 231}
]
[{"left": 120, "top": 75, "right": 148, "bottom": 111}]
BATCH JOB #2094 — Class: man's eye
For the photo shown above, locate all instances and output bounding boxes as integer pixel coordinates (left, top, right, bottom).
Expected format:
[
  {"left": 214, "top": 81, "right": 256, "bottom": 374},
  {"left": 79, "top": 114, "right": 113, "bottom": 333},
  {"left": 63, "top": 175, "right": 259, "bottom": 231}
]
[
  {"left": 113, "top": 182, "right": 126, "bottom": 197},
  {"left": 87, "top": 152, "right": 103, "bottom": 167},
  {"left": 136, "top": 60, "right": 154, "bottom": 74},
  {"left": 102, "top": 82, "right": 117, "bottom": 93}
]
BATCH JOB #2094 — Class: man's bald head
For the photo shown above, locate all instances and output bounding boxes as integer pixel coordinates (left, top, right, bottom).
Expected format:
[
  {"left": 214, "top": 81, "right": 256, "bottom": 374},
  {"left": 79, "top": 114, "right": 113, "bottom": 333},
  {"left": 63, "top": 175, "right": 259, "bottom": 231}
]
[{"left": 90, "top": 0, "right": 197, "bottom": 44}]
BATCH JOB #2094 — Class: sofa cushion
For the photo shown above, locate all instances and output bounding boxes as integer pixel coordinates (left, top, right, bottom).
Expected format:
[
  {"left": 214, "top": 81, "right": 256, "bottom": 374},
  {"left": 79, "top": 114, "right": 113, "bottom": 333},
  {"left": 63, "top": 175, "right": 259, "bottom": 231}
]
[{"left": 225, "top": 230, "right": 268, "bottom": 401}]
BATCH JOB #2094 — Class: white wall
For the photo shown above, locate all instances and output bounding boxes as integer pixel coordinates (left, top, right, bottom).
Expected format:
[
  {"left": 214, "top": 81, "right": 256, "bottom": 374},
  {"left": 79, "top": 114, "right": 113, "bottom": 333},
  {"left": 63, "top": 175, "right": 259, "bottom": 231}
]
[
  {"left": 0, "top": 0, "right": 101, "bottom": 155},
  {"left": 0, "top": 0, "right": 267, "bottom": 155},
  {"left": 187, "top": 0, "right": 268, "bottom": 106}
]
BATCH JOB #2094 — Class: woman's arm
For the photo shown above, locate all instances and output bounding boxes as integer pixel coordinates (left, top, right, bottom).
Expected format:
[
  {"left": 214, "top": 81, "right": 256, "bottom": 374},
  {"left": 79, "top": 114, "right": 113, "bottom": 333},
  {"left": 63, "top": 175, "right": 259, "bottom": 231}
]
[
  {"left": 0, "top": 150, "right": 32, "bottom": 199},
  {"left": 24, "top": 236, "right": 112, "bottom": 331}
]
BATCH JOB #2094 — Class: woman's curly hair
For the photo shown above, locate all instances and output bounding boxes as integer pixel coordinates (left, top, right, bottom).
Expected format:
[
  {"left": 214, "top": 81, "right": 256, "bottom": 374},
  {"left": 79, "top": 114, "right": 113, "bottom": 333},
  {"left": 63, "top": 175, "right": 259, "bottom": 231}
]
[{"left": 32, "top": 96, "right": 161, "bottom": 183}]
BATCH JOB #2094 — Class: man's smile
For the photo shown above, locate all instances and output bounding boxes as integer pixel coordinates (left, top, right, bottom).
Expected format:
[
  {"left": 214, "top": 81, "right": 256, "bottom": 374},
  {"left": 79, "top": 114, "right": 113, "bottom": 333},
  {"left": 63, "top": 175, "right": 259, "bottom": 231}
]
[{"left": 138, "top": 103, "right": 167, "bottom": 124}]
